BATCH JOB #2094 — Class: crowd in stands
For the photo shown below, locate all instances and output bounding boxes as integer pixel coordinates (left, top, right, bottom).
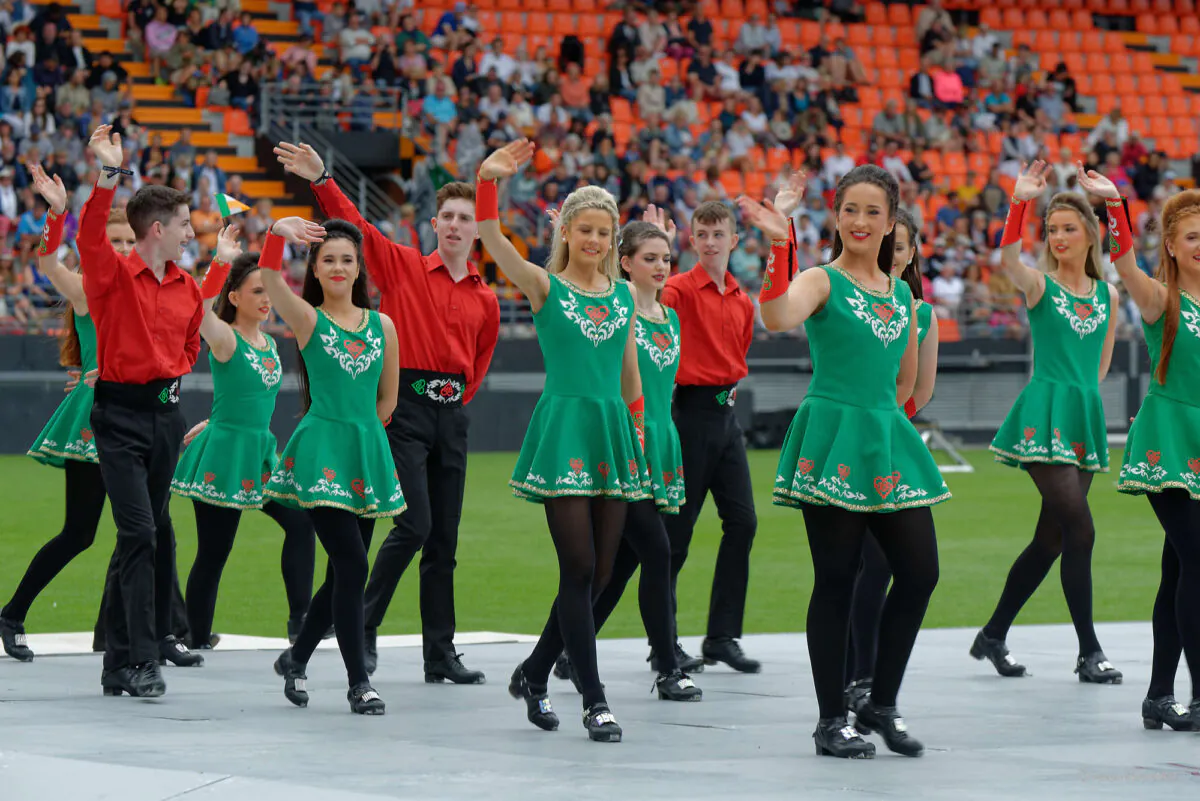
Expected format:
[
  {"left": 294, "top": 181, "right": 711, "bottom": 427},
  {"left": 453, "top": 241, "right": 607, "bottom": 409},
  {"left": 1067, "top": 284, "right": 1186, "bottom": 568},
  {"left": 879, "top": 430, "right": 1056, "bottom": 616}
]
[{"left": 0, "top": 0, "right": 1194, "bottom": 344}]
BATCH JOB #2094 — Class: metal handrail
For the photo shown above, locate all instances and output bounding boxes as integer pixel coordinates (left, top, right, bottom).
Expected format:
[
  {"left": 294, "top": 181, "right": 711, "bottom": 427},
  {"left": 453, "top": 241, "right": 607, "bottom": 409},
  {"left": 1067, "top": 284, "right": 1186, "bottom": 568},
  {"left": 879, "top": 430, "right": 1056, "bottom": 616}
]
[{"left": 259, "top": 83, "right": 404, "bottom": 226}]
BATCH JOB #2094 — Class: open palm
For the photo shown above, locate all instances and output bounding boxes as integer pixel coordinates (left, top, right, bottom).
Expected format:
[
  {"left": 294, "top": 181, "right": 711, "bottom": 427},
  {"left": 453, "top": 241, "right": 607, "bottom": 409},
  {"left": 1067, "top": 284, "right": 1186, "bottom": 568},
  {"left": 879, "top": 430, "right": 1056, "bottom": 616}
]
[
  {"left": 272, "top": 217, "right": 327, "bottom": 246},
  {"left": 736, "top": 196, "right": 789, "bottom": 242},
  {"left": 1012, "top": 161, "right": 1048, "bottom": 202},
  {"left": 478, "top": 139, "right": 535, "bottom": 181},
  {"left": 1075, "top": 163, "right": 1120, "bottom": 199},
  {"left": 642, "top": 204, "right": 677, "bottom": 240},
  {"left": 88, "top": 124, "right": 123, "bottom": 168},
  {"left": 772, "top": 169, "right": 808, "bottom": 218},
  {"left": 30, "top": 163, "right": 67, "bottom": 214},
  {"left": 215, "top": 225, "right": 243, "bottom": 263},
  {"left": 274, "top": 142, "right": 325, "bottom": 183}
]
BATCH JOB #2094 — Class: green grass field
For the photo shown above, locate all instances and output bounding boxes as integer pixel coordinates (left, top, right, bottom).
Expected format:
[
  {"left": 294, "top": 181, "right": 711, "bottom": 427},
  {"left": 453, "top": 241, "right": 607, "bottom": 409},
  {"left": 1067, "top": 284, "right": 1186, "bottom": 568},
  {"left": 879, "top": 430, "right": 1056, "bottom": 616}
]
[{"left": 0, "top": 449, "right": 1164, "bottom": 639}]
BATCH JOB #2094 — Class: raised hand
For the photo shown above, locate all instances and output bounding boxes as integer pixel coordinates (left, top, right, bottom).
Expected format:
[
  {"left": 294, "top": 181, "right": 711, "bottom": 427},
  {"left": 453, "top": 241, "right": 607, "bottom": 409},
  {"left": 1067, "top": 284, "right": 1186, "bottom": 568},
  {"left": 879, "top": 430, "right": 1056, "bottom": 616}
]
[
  {"left": 215, "top": 224, "right": 243, "bottom": 264},
  {"left": 736, "top": 195, "right": 790, "bottom": 242},
  {"left": 1012, "top": 161, "right": 1048, "bottom": 202},
  {"left": 478, "top": 139, "right": 535, "bottom": 181},
  {"left": 642, "top": 204, "right": 678, "bottom": 240},
  {"left": 546, "top": 208, "right": 559, "bottom": 226},
  {"left": 772, "top": 169, "right": 808, "bottom": 218},
  {"left": 30, "top": 163, "right": 67, "bottom": 214},
  {"left": 88, "top": 124, "right": 123, "bottom": 168},
  {"left": 1075, "top": 162, "right": 1121, "bottom": 200},
  {"left": 274, "top": 142, "right": 325, "bottom": 183},
  {"left": 271, "top": 216, "right": 327, "bottom": 246}
]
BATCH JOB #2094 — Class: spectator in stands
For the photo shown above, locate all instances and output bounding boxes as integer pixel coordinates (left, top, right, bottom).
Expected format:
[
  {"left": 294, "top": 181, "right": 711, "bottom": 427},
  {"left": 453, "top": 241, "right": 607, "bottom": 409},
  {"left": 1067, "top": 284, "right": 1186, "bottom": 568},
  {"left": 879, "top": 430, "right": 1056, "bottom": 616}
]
[
  {"left": 322, "top": 2, "right": 348, "bottom": 44},
  {"left": 663, "top": 8, "right": 692, "bottom": 59},
  {"left": 431, "top": 2, "right": 471, "bottom": 52},
  {"left": 294, "top": 0, "right": 324, "bottom": 38},
  {"left": 224, "top": 60, "right": 259, "bottom": 112},
  {"left": 200, "top": 7, "right": 235, "bottom": 51},
  {"left": 395, "top": 13, "right": 430, "bottom": 55},
  {"left": 824, "top": 38, "right": 867, "bottom": 102},
  {"left": 916, "top": 0, "right": 953, "bottom": 42},
  {"left": 687, "top": 5, "right": 714, "bottom": 52},
  {"left": 190, "top": 192, "right": 222, "bottom": 256},
  {"left": 87, "top": 50, "right": 127, "bottom": 90},
  {"left": 639, "top": 7, "right": 668, "bottom": 56},
  {"left": 1088, "top": 107, "right": 1129, "bottom": 150},
  {"left": 872, "top": 99, "right": 906, "bottom": 146},
  {"left": 479, "top": 36, "right": 516, "bottom": 84},
  {"left": 144, "top": 5, "right": 177, "bottom": 83},
  {"left": 909, "top": 55, "right": 935, "bottom": 109},
  {"left": 735, "top": 13, "right": 770, "bottom": 56},
  {"left": 933, "top": 58, "right": 965, "bottom": 110},
  {"left": 339, "top": 11, "right": 376, "bottom": 75},
  {"left": 423, "top": 79, "right": 457, "bottom": 126}
]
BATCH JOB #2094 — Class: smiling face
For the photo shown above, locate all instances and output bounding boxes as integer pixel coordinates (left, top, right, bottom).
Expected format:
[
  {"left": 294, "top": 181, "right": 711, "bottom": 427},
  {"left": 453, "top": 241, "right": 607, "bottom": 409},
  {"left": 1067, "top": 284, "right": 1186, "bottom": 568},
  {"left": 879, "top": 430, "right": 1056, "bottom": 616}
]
[
  {"left": 106, "top": 222, "right": 136, "bottom": 257},
  {"left": 313, "top": 237, "right": 360, "bottom": 299},
  {"left": 157, "top": 204, "right": 195, "bottom": 259},
  {"left": 565, "top": 208, "right": 614, "bottom": 269},
  {"left": 1045, "top": 208, "right": 1091, "bottom": 265},
  {"left": 431, "top": 197, "right": 477, "bottom": 260},
  {"left": 691, "top": 218, "right": 738, "bottom": 271},
  {"left": 1167, "top": 213, "right": 1200, "bottom": 281},
  {"left": 836, "top": 182, "right": 893, "bottom": 257},
  {"left": 622, "top": 236, "right": 671, "bottom": 294},
  {"left": 230, "top": 269, "right": 271, "bottom": 324},
  {"left": 892, "top": 222, "right": 915, "bottom": 273}
]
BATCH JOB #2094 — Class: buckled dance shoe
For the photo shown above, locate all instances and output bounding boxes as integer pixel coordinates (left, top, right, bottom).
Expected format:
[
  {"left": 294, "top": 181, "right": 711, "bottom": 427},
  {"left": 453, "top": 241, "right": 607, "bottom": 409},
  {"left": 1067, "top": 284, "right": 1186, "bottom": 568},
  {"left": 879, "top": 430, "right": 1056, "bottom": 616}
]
[
  {"left": 655, "top": 670, "right": 703, "bottom": 701},
  {"left": 583, "top": 703, "right": 622, "bottom": 742},
  {"left": 969, "top": 630, "right": 1027, "bottom": 677},
  {"left": 1142, "top": 696, "right": 1196, "bottom": 731},
  {"left": 273, "top": 648, "right": 309, "bottom": 708},
  {"left": 649, "top": 642, "right": 705, "bottom": 674},
  {"left": 425, "top": 653, "right": 486, "bottom": 684},
  {"left": 853, "top": 701, "right": 925, "bottom": 757},
  {"left": 508, "top": 664, "right": 559, "bottom": 731},
  {"left": 1075, "top": 651, "right": 1122, "bottom": 684},
  {"left": 813, "top": 717, "right": 875, "bottom": 759},
  {"left": 102, "top": 661, "right": 166, "bottom": 697},
  {"left": 348, "top": 682, "right": 386, "bottom": 715},
  {"left": 0, "top": 617, "right": 34, "bottom": 662},
  {"left": 845, "top": 679, "right": 872, "bottom": 730}
]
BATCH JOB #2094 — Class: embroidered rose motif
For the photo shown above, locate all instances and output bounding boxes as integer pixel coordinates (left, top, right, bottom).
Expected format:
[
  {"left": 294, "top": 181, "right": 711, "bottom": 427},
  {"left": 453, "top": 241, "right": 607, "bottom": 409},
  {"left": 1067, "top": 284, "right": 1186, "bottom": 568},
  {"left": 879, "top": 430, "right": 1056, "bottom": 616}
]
[
  {"left": 871, "top": 302, "right": 894, "bottom": 323},
  {"left": 797, "top": 457, "right": 814, "bottom": 475},
  {"left": 262, "top": 357, "right": 277, "bottom": 372},
  {"left": 1073, "top": 302, "right": 1093, "bottom": 320},
  {"left": 1147, "top": 450, "right": 1161, "bottom": 466},
  {"left": 584, "top": 305, "right": 610, "bottom": 324},
  {"left": 204, "top": 472, "right": 216, "bottom": 483},
  {"left": 662, "top": 470, "right": 674, "bottom": 485},
  {"left": 343, "top": 339, "right": 366, "bottom": 358},
  {"left": 598, "top": 462, "right": 610, "bottom": 479},
  {"left": 874, "top": 473, "right": 899, "bottom": 500},
  {"left": 440, "top": 383, "right": 456, "bottom": 397},
  {"left": 1023, "top": 427, "right": 1036, "bottom": 440},
  {"left": 351, "top": 479, "right": 366, "bottom": 498},
  {"left": 323, "top": 467, "right": 336, "bottom": 481},
  {"left": 285, "top": 457, "right": 295, "bottom": 470},
  {"left": 1188, "top": 458, "right": 1200, "bottom": 474},
  {"left": 262, "top": 472, "right": 271, "bottom": 484},
  {"left": 81, "top": 428, "right": 93, "bottom": 442},
  {"left": 838, "top": 464, "right": 850, "bottom": 479},
  {"left": 1072, "top": 442, "right": 1086, "bottom": 460},
  {"left": 652, "top": 332, "right": 672, "bottom": 351},
  {"left": 628, "top": 459, "right": 638, "bottom": 476},
  {"left": 241, "top": 479, "right": 255, "bottom": 491},
  {"left": 569, "top": 458, "right": 584, "bottom": 475}
]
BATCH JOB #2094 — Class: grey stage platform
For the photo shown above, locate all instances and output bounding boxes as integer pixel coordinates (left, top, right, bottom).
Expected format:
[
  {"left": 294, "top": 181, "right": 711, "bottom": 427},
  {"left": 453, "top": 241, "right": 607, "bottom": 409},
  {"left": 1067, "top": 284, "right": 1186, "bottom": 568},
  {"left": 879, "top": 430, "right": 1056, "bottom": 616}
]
[{"left": 2, "top": 623, "right": 1198, "bottom": 800}]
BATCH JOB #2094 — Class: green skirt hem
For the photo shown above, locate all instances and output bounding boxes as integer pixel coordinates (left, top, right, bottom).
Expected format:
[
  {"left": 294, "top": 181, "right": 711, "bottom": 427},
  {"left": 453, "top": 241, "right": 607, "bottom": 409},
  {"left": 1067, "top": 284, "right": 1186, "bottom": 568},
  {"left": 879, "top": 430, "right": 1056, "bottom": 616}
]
[
  {"left": 989, "top": 445, "right": 1109, "bottom": 473},
  {"left": 772, "top": 486, "right": 952, "bottom": 513},
  {"left": 262, "top": 488, "right": 407, "bottom": 519}
]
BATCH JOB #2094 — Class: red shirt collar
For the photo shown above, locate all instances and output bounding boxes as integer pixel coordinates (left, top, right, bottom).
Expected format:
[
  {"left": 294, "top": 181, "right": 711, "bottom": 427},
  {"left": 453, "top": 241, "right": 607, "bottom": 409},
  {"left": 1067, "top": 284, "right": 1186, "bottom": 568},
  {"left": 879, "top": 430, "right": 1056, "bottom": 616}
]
[
  {"left": 690, "top": 265, "right": 742, "bottom": 294},
  {"left": 131, "top": 248, "right": 186, "bottom": 283},
  {"left": 427, "top": 249, "right": 482, "bottom": 281}
]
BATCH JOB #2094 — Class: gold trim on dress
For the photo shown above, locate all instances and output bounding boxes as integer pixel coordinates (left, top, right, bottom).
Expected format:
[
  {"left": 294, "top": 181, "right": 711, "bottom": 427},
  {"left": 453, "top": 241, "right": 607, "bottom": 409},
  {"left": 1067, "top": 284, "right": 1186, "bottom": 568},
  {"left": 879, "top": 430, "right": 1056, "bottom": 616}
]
[
  {"left": 1045, "top": 272, "right": 1098, "bottom": 300},
  {"left": 170, "top": 485, "right": 266, "bottom": 511},
  {"left": 317, "top": 307, "right": 370, "bottom": 333},
  {"left": 262, "top": 488, "right": 408, "bottom": 519},
  {"left": 772, "top": 485, "right": 952, "bottom": 513},
  {"left": 555, "top": 273, "right": 616, "bottom": 298},
  {"left": 27, "top": 447, "right": 99, "bottom": 465},
  {"left": 1116, "top": 478, "right": 1200, "bottom": 501},
  {"left": 235, "top": 328, "right": 274, "bottom": 352},
  {"left": 987, "top": 444, "right": 1110, "bottom": 473},
  {"left": 829, "top": 264, "right": 895, "bottom": 298}
]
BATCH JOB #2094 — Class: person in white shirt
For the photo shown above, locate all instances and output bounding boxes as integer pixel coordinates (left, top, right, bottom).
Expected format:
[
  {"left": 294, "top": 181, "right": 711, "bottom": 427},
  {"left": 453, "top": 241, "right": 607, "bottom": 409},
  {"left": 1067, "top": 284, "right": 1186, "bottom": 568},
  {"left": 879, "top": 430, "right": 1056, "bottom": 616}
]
[
  {"left": 1086, "top": 109, "right": 1130, "bottom": 149},
  {"left": 741, "top": 96, "right": 768, "bottom": 136},
  {"left": 479, "top": 82, "right": 509, "bottom": 122},
  {"left": 478, "top": 37, "right": 516, "bottom": 83},
  {"left": 714, "top": 49, "right": 741, "bottom": 96},
  {"left": 971, "top": 23, "right": 998, "bottom": 62},
  {"left": 338, "top": 12, "right": 376, "bottom": 68},
  {"left": 822, "top": 142, "right": 856, "bottom": 185},
  {"left": 735, "top": 14, "right": 768, "bottom": 54},
  {"left": 931, "top": 263, "right": 965, "bottom": 318},
  {"left": 881, "top": 141, "right": 913, "bottom": 183},
  {"left": 639, "top": 8, "right": 668, "bottom": 56}
]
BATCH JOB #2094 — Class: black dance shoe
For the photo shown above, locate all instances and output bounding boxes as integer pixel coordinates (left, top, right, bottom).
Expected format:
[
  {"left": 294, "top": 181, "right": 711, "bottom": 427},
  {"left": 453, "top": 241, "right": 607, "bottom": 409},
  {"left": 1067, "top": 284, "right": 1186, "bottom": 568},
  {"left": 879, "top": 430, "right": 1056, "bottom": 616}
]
[
  {"left": 969, "top": 630, "right": 1027, "bottom": 677},
  {"left": 508, "top": 663, "right": 559, "bottom": 731},
  {"left": 425, "top": 653, "right": 486, "bottom": 684},
  {"left": 113, "top": 661, "right": 166, "bottom": 697},
  {"left": 348, "top": 682, "right": 386, "bottom": 715},
  {"left": 1142, "top": 695, "right": 1196, "bottom": 731},
  {"left": 813, "top": 717, "right": 875, "bottom": 758},
  {"left": 1075, "top": 651, "right": 1122, "bottom": 684},
  {"left": 0, "top": 617, "right": 34, "bottom": 662},
  {"left": 101, "top": 666, "right": 135, "bottom": 696},
  {"left": 845, "top": 679, "right": 872, "bottom": 728},
  {"left": 364, "top": 628, "right": 378, "bottom": 676},
  {"left": 701, "top": 637, "right": 761, "bottom": 673},
  {"left": 553, "top": 652, "right": 571, "bottom": 680},
  {"left": 287, "top": 618, "right": 304, "bottom": 645},
  {"left": 854, "top": 701, "right": 925, "bottom": 757},
  {"left": 274, "top": 648, "right": 309, "bottom": 707},
  {"left": 159, "top": 635, "right": 204, "bottom": 667},
  {"left": 649, "top": 641, "right": 705, "bottom": 674},
  {"left": 583, "top": 703, "right": 622, "bottom": 742},
  {"left": 655, "top": 670, "right": 702, "bottom": 701}
]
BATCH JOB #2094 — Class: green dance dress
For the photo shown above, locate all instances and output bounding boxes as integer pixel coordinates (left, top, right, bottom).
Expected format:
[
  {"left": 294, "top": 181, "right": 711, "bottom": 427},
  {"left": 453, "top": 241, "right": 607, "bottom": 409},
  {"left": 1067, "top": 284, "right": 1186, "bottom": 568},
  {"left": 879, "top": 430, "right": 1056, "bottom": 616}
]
[
  {"left": 29, "top": 312, "right": 99, "bottom": 467},
  {"left": 1118, "top": 288, "right": 1200, "bottom": 498},
  {"left": 172, "top": 330, "right": 283, "bottom": 509},
  {"left": 634, "top": 304, "right": 685, "bottom": 513},
  {"left": 990, "top": 274, "right": 1111, "bottom": 472},
  {"left": 773, "top": 266, "right": 950, "bottom": 512},
  {"left": 510, "top": 274, "right": 651, "bottom": 502},
  {"left": 265, "top": 308, "right": 406, "bottom": 517}
]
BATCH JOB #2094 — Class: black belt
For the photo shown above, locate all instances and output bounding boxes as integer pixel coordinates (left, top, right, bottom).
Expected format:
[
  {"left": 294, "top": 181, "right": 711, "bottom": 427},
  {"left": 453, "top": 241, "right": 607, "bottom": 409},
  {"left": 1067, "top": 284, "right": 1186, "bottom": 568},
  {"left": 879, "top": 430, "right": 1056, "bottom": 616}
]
[
  {"left": 674, "top": 383, "right": 738, "bottom": 412},
  {"left": 94, "top": 377, "right": 182, "bottom": 413},
  {"left": 400, "top": 368, "right": 466, "bottom": 408}
]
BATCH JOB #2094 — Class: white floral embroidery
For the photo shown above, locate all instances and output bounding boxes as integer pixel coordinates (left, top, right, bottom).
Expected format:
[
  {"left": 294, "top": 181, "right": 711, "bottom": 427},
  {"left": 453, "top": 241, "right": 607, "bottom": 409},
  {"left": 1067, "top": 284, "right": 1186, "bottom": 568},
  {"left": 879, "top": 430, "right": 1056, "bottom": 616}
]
[
  {"left": 389, "top": 480, "right": 405, "bottom": 503},
  {"left": 1051, "top": 292, "right": 1107, "bottom": 339},
  {"left": 268, "top": 468, "right": 303, "bottom": 494},
  {"left": 232, "top": 486, "right": 264, "bottom": 505},
  {"left": 560, "top": 290, "right": 630, "bottom": 347},
  {"left": 1120, "top": 451, "right": 1169, "bottom": 483},
  {"left": 846, "top": 289, "right": 910, "bottom": 346},
  {"left": 524, "top": 472, "right": 547, "bottom": 486},
  {"left": 308, "top": 475, "right": 354, "bottom": 499},
  {"left": 635, "top": 319, "right": 680, "bottom": 372},
  {"left": 320, "top": 324, "right": 383, "bottom": 379},
  {"left": 244, "top": 344, "right": 282, "bottom": 388},
  {"left": 1182, "top": 307, "right": 1200, "bottom": 339},
  {"left": 172, "top": 479, "right": 229, "bottom": 502},
  {"left": 556, "top": 461, "right": 594, "bottom": 488}
]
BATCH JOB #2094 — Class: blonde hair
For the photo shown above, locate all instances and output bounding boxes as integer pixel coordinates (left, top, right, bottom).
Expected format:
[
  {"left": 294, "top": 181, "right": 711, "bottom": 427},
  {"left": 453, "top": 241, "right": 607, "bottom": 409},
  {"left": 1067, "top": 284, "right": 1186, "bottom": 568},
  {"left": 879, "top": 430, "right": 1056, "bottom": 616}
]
[
  {"left": 546, "top": 185, "right": 621, "bottom": 283},
  {"left": 1154, "top": 189, "right": 1200, "bottom": 384},
  {"left": 1038, "top": 192, "right": 1103, "bottom": 281}
]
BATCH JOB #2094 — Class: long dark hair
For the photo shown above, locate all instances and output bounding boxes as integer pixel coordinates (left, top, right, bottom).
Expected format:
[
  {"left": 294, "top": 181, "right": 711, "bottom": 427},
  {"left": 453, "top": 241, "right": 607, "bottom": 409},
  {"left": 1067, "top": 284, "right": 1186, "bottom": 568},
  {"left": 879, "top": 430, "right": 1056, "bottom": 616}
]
[
  {"left": 214, "top": 253, "right": 262, "bottom": 323},
  {"left": 1154, "top": 189, "right": 1200, "bottom": 384},
  {"left": 893, "top": 207, "right": 924, "bottom": 301},
  {"left": 828, "top": 165, "right": 900, "bottom": 275},
  {"left": 296, "top": 218, "right": 371, "bottom": 413}
]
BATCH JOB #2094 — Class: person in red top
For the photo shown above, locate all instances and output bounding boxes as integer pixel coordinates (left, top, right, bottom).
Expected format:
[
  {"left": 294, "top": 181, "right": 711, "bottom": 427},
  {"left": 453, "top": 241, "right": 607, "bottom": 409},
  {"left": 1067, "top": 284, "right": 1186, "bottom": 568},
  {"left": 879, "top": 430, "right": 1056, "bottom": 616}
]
[
  {"left": 659, "top": 200, "right": 761, "bottom": 674},
  {"left": 70, "top": 125, "right": 202, "bottom": 698},
  {"left": 275, "top": 141, "right": 500, "bottom": 684}
]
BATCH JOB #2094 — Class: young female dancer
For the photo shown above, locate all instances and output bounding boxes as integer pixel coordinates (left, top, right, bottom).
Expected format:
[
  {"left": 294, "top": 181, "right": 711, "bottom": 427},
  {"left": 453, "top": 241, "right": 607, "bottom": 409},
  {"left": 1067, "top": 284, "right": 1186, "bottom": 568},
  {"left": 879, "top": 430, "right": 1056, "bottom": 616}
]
[
  {"left": 0, "top": 166, "right": 196, "bottom": 668},
  {"left": 260, "top": 217, "right": 404, "bottom": 715},
  {"left": 477, "top": 140, "right": 651, "bottom": 742},
  {"left": 1109, "top": 183, "right": 1200, "bottom": 731},
  {"left": 972, "top": 161, "right": 1122, "bottom": 685},
  {"left": 553, "top": 217, "right": 702, "bottom": 702},
  {"left": 171, "top": 231, "right": 316, "bottom": 649},
  {"left": 739, "top": 164, "right": 949, "bottom": 758}
]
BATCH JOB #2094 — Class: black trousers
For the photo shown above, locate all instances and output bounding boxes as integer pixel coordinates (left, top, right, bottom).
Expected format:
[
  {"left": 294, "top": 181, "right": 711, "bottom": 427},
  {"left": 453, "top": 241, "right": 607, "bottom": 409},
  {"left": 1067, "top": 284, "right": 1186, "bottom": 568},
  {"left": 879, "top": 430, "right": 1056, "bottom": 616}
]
[
  {"left": 94, "top": 521, "right": 189, "bottom": 651},
  {"left": 91, "top": 381, "right": 186, "bottom": 670},
  {"left": 363, "top": 400, "right": 469, "bottom": 661},
  {"left": 662, "top": 394, "right": 757, "bottom": 640}
]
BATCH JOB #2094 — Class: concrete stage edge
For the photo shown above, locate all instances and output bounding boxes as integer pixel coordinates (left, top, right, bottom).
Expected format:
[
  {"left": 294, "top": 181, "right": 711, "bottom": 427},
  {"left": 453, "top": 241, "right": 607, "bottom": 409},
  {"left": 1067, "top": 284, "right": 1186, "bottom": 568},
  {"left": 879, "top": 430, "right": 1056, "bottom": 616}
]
[{"left": 2, "top": 624, "right": 1198, "bottom": 800}]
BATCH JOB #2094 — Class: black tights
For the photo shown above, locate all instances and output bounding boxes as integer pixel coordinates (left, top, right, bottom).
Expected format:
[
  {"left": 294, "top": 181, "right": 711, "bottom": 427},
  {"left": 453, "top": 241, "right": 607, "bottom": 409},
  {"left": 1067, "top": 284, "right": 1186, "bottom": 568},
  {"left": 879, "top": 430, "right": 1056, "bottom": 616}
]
[
  {"left": 522, "top": 497, "right": 627, "bottom": 708},
  {"left": 801, "top": 503, "right": 939, "bottom": 719},
  {"left": 1146, "top": 491, "right": 1200, "bottom": 702},
  {"left": 185, "top": 500, "right": 315, "bottom": 647},
  {"left": 290, "top": 507, "right": 375, "bottom": 687},
  {"left": 982, "top": 465, "right": 1101, "bottom": 656},
  {"left": 2, "top": 461, "right": 107, "bottom": 622},
  {"left": 847, "top": 532, "right": 890, "bottom": 684},
  {"left": 589, "top": 500, "right": 678, "bottom": 671}
]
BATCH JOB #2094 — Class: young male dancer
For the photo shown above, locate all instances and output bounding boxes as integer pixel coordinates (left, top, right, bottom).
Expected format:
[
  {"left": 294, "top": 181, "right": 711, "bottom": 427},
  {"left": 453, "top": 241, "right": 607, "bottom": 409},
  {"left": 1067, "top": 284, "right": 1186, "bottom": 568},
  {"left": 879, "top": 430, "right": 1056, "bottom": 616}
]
[
  {"left": 275, "top": 142, "right": 500, "bottom": 682},
  {"left": 659, "top": 201, "right": 760, "bottom": 673},
  {"left": 74, "top": 125, "right": 202, "bottom": 697}
]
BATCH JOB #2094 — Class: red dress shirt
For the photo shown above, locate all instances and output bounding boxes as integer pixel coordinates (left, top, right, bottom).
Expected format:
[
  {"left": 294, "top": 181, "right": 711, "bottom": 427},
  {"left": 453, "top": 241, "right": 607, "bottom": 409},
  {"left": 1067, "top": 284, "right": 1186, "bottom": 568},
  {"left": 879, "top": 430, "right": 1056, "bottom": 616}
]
[
  {"left": 661, "top": 266, "right": 754, "bottom": 386},
  {"left": 77, "top": 185, "right": 203, "bottom": 384},
  {"left": 312, "top": 180, "right": 500, "bottom": 403}
]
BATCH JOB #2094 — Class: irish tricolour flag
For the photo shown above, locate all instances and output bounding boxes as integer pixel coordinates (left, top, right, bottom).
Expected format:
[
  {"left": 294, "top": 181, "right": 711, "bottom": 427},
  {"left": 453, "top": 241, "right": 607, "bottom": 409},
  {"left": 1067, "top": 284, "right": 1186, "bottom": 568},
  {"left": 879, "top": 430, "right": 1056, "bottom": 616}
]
[{"left": 215, "top": 193, "right": 251, "bottom": 217}]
